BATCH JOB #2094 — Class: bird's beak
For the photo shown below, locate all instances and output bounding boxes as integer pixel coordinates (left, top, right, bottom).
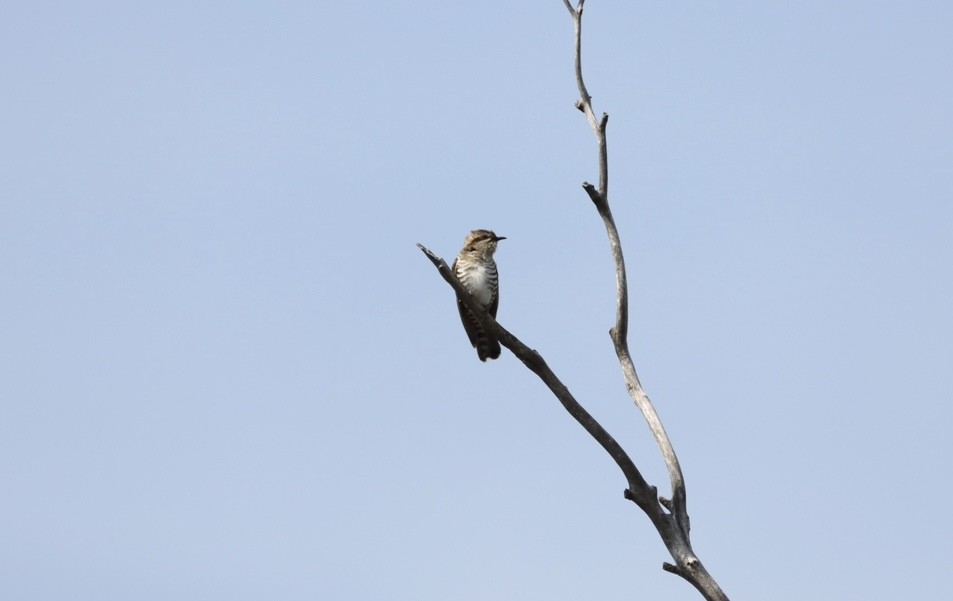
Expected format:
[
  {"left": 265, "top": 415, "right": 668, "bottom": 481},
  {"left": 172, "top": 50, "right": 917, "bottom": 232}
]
[{"left": 495, "top": 235, "right": 507, "bottom": 241}]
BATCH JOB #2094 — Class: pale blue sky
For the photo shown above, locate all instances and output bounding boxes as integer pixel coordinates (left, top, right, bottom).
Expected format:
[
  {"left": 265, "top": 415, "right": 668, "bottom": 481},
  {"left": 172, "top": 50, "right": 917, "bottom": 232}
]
[{"left": 2, "top": 2, "right": 952, "bottom": 600}]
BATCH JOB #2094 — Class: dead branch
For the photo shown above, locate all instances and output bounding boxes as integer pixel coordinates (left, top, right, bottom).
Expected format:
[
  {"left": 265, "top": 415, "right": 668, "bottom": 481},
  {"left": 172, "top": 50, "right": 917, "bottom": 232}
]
[
  {"left": 416, "top": 243, "right": 656, "bottom": 505},
  {"left": 417, "top": 3, "right": 730, "bottom": 599},
  {"left": 561, "top": 1, "right": 728, "bottom": 599}
]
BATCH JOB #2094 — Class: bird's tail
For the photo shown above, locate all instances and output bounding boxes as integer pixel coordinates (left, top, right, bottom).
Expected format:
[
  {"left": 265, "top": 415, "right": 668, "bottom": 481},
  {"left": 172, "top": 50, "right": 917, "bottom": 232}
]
[{"left": 476, "top": 333, "right": 501, "bottom": 362}]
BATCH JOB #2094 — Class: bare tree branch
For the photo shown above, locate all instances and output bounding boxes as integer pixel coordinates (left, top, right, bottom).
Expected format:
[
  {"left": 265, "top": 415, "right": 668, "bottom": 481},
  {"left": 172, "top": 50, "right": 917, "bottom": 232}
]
[
  {"left": 417, "top": 4, "right": 730, "bottom": 599},
  {"left": 563, "top": 0, "right": 685, "bottom": 526},
  {"left": 561, "top": 3, "right": 729, "bottom": 600},
  {"left": 415, "top": 243, "right": 659, "bottom": 508}
]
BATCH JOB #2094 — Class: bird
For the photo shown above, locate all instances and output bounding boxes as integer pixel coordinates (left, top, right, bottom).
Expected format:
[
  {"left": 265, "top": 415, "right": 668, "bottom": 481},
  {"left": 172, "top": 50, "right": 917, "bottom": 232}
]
[{"left": 452, "top": 229, "right": 506, "bottom": 361}]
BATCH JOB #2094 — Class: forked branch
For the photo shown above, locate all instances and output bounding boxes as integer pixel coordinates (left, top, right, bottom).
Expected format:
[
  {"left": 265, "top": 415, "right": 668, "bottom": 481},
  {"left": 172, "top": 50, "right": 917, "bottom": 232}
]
[{"left": 418, "top": 3, "right": 729, "bottom": 599}]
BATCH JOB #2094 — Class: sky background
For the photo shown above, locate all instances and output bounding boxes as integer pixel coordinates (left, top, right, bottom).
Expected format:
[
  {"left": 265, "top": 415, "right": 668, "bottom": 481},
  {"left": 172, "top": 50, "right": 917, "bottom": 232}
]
[{"left": 2, "top": 2, "right": 952, "bottom": 600}]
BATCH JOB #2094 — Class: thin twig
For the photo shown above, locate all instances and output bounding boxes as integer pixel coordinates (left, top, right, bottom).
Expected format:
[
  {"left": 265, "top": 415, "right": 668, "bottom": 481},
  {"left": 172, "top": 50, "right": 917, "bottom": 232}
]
[
  {"left": 562, "top": 3, "right": 729, "bottom": 600},
  {"left": 564, "top": 0, "right": 687, "bottom": 527}
]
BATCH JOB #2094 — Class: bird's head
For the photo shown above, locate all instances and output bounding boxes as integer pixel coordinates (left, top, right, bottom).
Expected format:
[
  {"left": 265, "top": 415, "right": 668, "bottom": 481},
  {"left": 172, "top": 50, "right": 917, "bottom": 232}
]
[{"left": 463, "top": 229, "right": 506, "bottom": 258}]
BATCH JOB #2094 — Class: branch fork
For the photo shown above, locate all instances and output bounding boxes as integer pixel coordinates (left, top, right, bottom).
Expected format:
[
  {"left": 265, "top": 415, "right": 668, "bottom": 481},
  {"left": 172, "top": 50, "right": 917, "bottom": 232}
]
[{"left": 419, "top": 3, "right": 729, "bottom": 599}]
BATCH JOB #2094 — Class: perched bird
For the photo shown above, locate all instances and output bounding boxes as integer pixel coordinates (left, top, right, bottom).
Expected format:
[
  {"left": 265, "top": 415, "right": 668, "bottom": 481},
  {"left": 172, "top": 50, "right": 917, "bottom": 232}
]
[{"left": 452, "top": 229, "right": 506, "bottom": 361}]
